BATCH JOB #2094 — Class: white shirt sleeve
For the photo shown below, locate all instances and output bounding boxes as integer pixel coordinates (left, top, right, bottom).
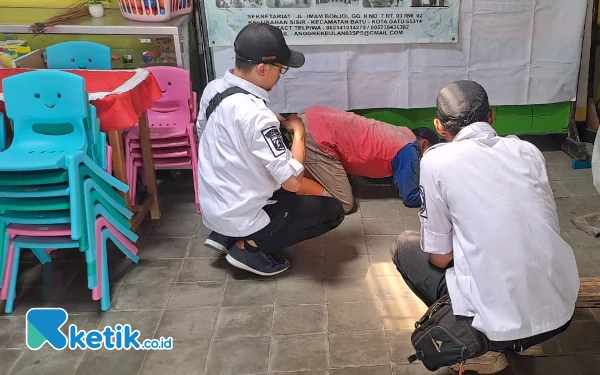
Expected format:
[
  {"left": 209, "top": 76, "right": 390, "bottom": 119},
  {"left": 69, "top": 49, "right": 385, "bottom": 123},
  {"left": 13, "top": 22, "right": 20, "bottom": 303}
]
[
  {"left": 419, "top": 154, "right": 453, "bottom": 255},
  {"left": 241, "top": 108, "right": 304, "bottom": 184}
]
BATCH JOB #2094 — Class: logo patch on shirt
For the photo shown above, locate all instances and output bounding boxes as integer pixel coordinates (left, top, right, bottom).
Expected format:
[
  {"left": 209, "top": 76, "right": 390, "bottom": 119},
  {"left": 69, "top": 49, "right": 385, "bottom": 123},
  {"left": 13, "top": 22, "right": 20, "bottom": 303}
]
[
  {"left": 418, "top": 185, "right": 427, "bottom": 219},
  {"left": 262, "top": 127, "right": 286, "bottom": 157}
]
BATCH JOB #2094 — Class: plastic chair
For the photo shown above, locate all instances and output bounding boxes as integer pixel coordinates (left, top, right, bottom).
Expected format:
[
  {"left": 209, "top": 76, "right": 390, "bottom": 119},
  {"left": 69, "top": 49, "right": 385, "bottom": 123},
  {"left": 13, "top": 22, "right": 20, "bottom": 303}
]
[
  {"left": 0, "top": 112, "right": 5, "bottom": 151},
  {"left": 1, "top": 70, "right": 128, "bottom": 240},
  {"left": 2, "top": 215, "right": 139, "bottom": 313},
  {"left": 45, "top": 41, "right": 112, "bottom": 70},
  {"left": 123, "top": 66, "right": 199, "bottom": 211}
]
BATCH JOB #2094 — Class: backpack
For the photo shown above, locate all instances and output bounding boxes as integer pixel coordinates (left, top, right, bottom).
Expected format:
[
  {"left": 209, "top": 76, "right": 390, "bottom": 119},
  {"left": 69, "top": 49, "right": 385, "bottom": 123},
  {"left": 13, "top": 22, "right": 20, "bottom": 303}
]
[{"left": 408, "top": 295, "right": 488, "bottom": 374}]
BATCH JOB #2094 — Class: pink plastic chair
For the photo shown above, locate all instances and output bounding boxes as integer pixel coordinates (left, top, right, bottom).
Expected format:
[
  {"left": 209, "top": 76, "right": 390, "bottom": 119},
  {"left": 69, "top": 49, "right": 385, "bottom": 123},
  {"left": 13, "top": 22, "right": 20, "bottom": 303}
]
[
  {"left": 0, "top": 218, "right": 139, "bottom": 312},
  {"left": 123, "top": 66, "right": 199, "bottom": 212}
]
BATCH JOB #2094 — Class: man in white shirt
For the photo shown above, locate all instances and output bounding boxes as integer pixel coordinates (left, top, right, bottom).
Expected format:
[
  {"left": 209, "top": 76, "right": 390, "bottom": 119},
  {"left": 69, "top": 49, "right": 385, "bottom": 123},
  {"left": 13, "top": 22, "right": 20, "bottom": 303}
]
[
  {"left": 196, "top": 23, "right": 344, "bottom": 276},
  {"left": 392, "top": 80, "right": 579, "bottom": 373}
]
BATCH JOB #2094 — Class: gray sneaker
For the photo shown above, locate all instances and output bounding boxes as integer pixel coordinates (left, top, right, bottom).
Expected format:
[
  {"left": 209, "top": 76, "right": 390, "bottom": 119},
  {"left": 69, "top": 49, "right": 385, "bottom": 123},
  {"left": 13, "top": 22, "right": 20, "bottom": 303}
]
[
  {"left": 225, "top": 244, "right": 290, "bottom": 277},
  {"left": 204, "top": 231, "right": 236, "bottom": 254}
]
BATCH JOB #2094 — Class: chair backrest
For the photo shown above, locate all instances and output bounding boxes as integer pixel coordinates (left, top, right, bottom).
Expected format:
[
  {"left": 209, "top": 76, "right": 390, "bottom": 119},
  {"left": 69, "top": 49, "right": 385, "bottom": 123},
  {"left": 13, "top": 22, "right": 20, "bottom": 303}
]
[
  {"left": 46, "top": 41, "right": 112, "bottom": 70},
  {"left": 143, "top": 66, "right": 193, "bottom": 125},
  {"left": 2, "top": 70, "right": 89, "bottom": 153}
]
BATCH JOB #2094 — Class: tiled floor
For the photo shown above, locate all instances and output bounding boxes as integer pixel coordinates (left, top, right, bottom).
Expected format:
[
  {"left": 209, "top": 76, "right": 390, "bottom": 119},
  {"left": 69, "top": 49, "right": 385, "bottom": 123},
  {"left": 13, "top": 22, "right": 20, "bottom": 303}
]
[{"left": 0, "top": 146, "right": 599, "bottom": 375}]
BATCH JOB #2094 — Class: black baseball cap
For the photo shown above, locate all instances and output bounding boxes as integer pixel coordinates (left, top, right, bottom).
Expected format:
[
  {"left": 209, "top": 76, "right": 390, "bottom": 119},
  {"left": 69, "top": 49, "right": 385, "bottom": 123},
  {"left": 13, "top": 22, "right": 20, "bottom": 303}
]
[
  {"left": 234, "top": 23, "right": 305, "bottom": 68},
  {"left": 412, "top": 127, "right": 440, "bottom": 145}
]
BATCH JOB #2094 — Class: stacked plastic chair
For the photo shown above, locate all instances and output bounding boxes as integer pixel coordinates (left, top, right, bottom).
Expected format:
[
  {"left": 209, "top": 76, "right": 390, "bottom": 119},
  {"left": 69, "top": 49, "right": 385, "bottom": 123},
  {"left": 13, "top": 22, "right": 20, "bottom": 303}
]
[
  {"left": 123, "top": 66, "right": 200, "bottom": 212},
  {"left": 0, "top": 70, "right": 139, "bottom": 313},
  {"left": 45, "top": 41, "right": 112, "bottom": 70}
]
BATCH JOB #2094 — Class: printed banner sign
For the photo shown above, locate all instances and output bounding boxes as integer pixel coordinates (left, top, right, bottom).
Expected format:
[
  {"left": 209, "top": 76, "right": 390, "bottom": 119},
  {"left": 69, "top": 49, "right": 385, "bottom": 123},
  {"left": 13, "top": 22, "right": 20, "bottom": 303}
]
[{"left": 205, "top": 0, "right": 460, "bottom": 46}]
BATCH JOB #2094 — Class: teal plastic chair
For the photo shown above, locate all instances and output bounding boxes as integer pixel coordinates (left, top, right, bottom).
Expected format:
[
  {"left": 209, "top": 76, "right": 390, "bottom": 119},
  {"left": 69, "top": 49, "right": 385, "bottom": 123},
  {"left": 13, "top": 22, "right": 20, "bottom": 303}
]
[
  {"left": 0, "top": 112, "right": 5, "bottom": 151},
  {"left": 0, "top": 178, "right": 132, "bottom": 289},
  {"left": 45, "top": 41, "right": 112, "bottom": 70},
  {"left": 1, "top": 70, "right": 127, "bottom": 240}
]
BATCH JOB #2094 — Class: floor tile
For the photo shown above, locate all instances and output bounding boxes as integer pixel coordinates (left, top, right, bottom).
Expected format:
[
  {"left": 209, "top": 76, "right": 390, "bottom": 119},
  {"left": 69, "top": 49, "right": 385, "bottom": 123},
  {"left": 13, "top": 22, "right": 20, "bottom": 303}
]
[
  {"left": 542, "top": 151, "right": 572, "bottom": 166},
  {"left": 0, "top": 315, "right": 27, "bottom": 349},
  {"left": 10, "top": 284, "right": 66, "bottom": 315},
  {"left": 75, "top": 348, "right": 148, "bottom": 375},
  {"left": 400, "top": 217, "right": 421, "bottom": 232},
  {"left": 325, "top": 255, "right": 371, "bottom": 279},
  {"left": 139, "top": 237, "right": 191, "bottom": 259},
  {"left": 269, "top": 334, "right": 328, "bottom": 372},
  {"left": 386, "top": 330, "right": 415, "bottom": 365},
  {"left": 550, "top": 181, "right": 571, "bottom": 199},
  {"left": 366, "top": 235, "right": 397, "bottom": 255},
  {"left": 140, "top": 339, "right": 210, "bottom": 375},
  {"left": 124, "top": 258, "right": 183, "bottom": 283},
  {"left": 166, "top": 282, "right": 225, "bottom": 309},
  {"left": 392, "top": 364, "right": 455, "bottom": 374},
  {"left": 510, "top": 356, "right": 579, "bottom": 375},
  {"left": 372, "top": 276, "right": 416, "bottom": 300},
  {"left": 0, "top": 350, "right": 21, "bottom": 374},
  {"left": 363, "top": 218, "right": 404, "bottom": 235},
  {"left": 360, "top": 201, "right": 401, "bottom": 218},
  {"left": 556, "top": 320, "right": 600, "bottom": 353},
  {"left": 276, "top": 279, "right": 327, "bottom": 305},
  {"left": 112, "top": 283, "right": 173, "bottom": 310},
  {"left": 155, "top": 308, "right": 217, "bottom": 341},
  {"left": 177, "top": 258, "right": 229, "bottom": 282},
  {"left": 379, "top": 299, "right": 427, "bottom": 330},
  {"left": 331, "top": 365, "right": 392, "bottom": 375},
  {"left": 561, "top": 179, "right": 600, "bottom": 197},
  {"left": 98, "top": 310, "right": 163, "bottom": 342},
  {"left": 214, "top": 306, "right": 274, "bottom": 339},
  {"left": 187, "top": 236, "right": 222, "bottom": 258},
  {"left": 151, "top": 219, "right": 197, "bottom": 238},
  {"left": 194, "top": 221, "right": 213, "bottom": 237},
  {"left": 322, "top": 236, "right": 368, "bottom": 256},
  {"left": 547, "top": 164, "right": 593, "bottom": 181},
  {"left": 369, "top": 255, "right": 399, "bottom": 277},
  {"left": 222, "top": 280, "right": 276, "bottom": 307},
  {"left": 566, "top": 229, "right": 600, "bottom": 248},
  {"left": 205, "top": 337, "right": 270, "bottom": 375},
  {"left": 329, "top": 331, "right": 389, "bottom": 367},
  {"left": 62, "top": 312, "right": 105, "bottom": 336},
  {"left": 572, "top": 308, "right": 597, "bottom": 321},
  {"left": 285, "top": 238, "right": 325, "bottom": 258},
  {"left": 270, "top": 371, "right": 328, "bottom": 375},
  {"left": 11, "top": 349, "right": 83, "bottom": 375},
  {"left": 278, "top": 257, "right": 326, "bottom": 280},
  {"left": 272, "top": 305, "right": 327, "bottom": 335},
  {"left": 326, "top": 278, "right": 378, "bottom": 303},
  {"left": 327, "top": 301, "right": 383, "bottom": 333},
  {"left": 570, "top": 353, "right": 600, "bottom": 375}
]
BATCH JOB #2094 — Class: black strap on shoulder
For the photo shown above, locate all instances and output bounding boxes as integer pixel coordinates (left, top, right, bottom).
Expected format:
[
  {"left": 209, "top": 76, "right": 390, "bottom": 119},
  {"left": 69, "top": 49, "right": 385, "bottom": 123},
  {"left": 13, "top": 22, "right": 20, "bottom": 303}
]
[{"left": 205, "top": 86, "right": 251, "bottom": 120}]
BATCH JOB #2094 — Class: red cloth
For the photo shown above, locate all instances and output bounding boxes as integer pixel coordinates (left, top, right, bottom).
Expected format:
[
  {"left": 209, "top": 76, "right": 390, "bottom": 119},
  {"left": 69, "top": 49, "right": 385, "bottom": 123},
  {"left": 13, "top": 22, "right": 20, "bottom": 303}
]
[
  {"left": 0, "top": 68, "right": 162, "bottom": 131},
  {"left": 304, "top": 106, "right": 417, "bottom": 178}
]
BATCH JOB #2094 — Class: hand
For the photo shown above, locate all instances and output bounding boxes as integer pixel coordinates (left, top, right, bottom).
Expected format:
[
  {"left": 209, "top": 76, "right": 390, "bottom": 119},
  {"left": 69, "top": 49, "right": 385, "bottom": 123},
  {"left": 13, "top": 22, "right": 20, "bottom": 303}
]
[
  {"left": 275, "top": 113, "right": 286, "bottom": 122},
  {"left": 281, "top": 114, "right": 305, "bottom": 136}
]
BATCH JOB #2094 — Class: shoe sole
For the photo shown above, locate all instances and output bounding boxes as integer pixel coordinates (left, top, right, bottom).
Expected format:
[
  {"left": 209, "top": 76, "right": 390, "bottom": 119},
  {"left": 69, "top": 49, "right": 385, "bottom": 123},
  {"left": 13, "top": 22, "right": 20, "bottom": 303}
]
[
  {"left": 450, "top": 353, "right": 509, "bottom": 374},
  {"left": 225, "top": 254, "right": 289, "bottom": 277},
  {"left": 204, "top": 239, "right": 229, "bottom": 254}
]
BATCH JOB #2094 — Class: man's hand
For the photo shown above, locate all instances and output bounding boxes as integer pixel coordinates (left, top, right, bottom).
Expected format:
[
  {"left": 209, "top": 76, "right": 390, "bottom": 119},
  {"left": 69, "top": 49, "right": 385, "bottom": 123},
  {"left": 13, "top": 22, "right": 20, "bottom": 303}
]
[
  {"left": 275, "top": 113, "right": 286, "bottom": 122},
  {"left": 281, "top": 114, "right": 305, "bottom": 137}
]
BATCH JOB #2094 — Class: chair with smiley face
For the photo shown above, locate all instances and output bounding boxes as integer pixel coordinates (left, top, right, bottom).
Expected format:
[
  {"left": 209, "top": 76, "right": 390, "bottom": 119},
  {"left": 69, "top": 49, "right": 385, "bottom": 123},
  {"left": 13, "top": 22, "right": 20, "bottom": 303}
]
[
  {"left": 45, "top": 41, "right": 112, "bottom": 70},
  {"left": 0, "top": 70, "right": 139, "bottom": 312},
  {"left": 123, "top": 65, "right": 200, "bottom": 212}
]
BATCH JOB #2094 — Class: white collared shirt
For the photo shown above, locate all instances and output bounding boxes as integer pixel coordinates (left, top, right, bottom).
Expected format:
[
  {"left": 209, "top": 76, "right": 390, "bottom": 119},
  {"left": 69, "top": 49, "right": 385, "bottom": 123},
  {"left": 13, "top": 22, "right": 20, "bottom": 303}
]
[
  {"left": 419, "top": 122, "right": 579, "bottom": 341},
  {"left": 196, "top": 70, "right": 304, "bottom": 237}
]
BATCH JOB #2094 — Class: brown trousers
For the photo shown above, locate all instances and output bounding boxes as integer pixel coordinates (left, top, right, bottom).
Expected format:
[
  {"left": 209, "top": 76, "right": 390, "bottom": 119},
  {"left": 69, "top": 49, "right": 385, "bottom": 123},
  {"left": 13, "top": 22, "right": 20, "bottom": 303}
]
[{"left": 299, "top": 113, "right": 354, "bottom": 214}]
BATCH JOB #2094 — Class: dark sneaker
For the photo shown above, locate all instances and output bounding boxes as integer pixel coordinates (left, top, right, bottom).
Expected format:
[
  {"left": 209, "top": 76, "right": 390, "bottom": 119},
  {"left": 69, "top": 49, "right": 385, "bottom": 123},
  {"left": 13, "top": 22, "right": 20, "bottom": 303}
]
[
  {"left": 204, "top": 231, "right": 236, "bottom": 254},
  {"left": 225, "top": 245, "right": 290, "bottom": 277}
]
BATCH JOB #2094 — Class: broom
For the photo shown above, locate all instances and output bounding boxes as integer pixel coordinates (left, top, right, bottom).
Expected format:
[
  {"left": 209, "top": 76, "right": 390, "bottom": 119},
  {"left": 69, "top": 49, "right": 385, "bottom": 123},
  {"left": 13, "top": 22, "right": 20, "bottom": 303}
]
[{"left": 29, "top": 0, "right": 91, "bottom": 35}]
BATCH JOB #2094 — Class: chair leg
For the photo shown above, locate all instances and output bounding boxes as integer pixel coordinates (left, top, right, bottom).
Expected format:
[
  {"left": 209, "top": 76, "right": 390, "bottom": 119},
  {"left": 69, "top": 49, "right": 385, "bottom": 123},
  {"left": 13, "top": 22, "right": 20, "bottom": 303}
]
[
  {"left": 1, "top": 240, "right": 15, "bottom": 301},
  {"left": 187, "top": 129, "right": 201, "bottom": 213},
  {"left": 5, "top": 245, "right": 20, "bottom": 313}
]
